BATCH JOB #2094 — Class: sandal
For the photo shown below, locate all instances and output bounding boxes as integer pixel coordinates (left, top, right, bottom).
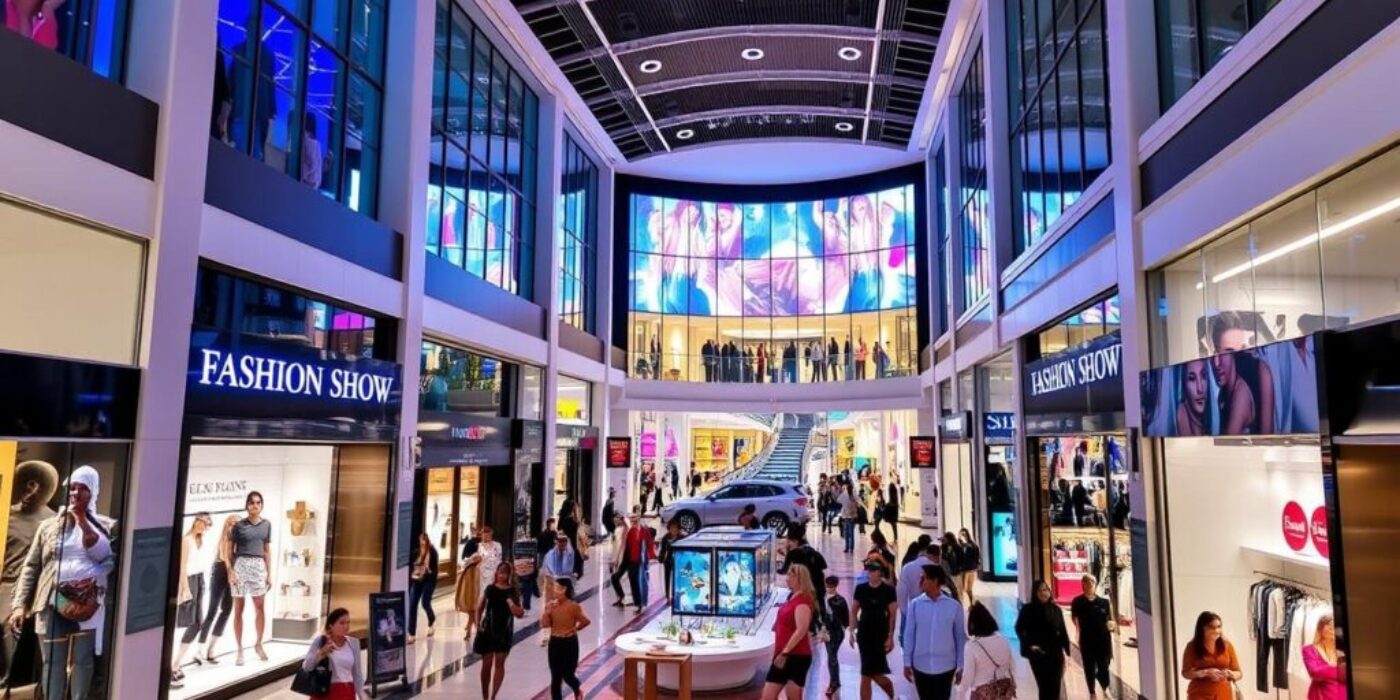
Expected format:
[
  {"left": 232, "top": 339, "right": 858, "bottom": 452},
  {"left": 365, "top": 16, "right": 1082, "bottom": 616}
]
[{"left": 254, "top": 645, "right": 269, "bottom": 661}]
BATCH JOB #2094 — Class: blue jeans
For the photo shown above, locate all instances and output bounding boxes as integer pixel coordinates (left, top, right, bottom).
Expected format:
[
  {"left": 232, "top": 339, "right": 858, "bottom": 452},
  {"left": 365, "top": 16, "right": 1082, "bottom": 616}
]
[
  {"left": 38, "top": 612, "right": 95, "bottom": 700},
  {"left": 407, "top": 575, "right": 437, "bottom": 635},
  {"left": 841, "top": 519, "right": 855, "bottom": 553}
]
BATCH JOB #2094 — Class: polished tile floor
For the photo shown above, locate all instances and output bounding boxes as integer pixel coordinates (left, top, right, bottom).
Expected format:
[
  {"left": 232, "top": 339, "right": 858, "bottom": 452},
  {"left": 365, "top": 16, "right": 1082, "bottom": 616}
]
[{"left": 237, "top": 521, "right": 1126, "bottom": 699}]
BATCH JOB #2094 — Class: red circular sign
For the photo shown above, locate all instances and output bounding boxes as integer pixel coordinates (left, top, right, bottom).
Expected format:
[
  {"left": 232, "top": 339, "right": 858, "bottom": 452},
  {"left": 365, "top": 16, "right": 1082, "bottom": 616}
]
[
  {"left": 1310, "top": 506, "right": 1329, "bottom": 559},
  {"left": 1281, "top": 501, "right": 1308, "bottom": 552}
]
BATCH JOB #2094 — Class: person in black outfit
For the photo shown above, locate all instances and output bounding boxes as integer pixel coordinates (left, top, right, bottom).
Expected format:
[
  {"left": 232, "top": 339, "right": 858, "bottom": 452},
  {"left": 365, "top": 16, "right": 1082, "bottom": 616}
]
[
  {"left": 1071, "top": 481, "right": 1093, "bottom": 526},
  {"left": 689, "top": 468, "right": 702, "bottom": 497},
  {"left": 1016, "top": 580, "right": 1071, "bottom": 700},
  {"left": 557, "top": 498, "right": 583, "bottom": 578},
  {"left": 902, "top": 534, "right": 932, "bottom": 567},
  {"left": 701, "top": 340, "right": 714, "bottom": 382},
  {"left": 657, "top": 519, "right": 682, "bottom": 605},
  {"left": 851, "top": 561, "right": 898, "bottom": 699},
  {"left": 600, "top": 491, "right": 616, "bottom": 538},
  {"left": 822, "top": 574, "right": 850, "bottom": 697},
  {"left": 1071, "top": 575, "right": 1114, "bottom": 698},
  {"left": 777, "top": 525, "right": 828, "bottom": 622}
]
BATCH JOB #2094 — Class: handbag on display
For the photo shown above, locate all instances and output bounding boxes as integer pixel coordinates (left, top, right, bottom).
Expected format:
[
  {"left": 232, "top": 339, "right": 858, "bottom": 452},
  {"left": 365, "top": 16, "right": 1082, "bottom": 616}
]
[
  {"left": 969, "top": 640, "right": 1017, "bottom": 700},
  {"left": 290, "top": 641, "right": 333, "bottom": 696},
  {"left": 55, "top": 578, "right": 102, "bottom": 622}
]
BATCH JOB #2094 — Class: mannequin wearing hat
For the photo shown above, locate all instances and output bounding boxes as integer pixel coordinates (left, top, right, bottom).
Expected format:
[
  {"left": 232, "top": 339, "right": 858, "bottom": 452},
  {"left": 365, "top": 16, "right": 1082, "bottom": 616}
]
[
  {"left": 0, "top": 460, "right": 59, "bottom": 685},
  {"left": 8, "top": 465, "right": 117, "bottom": 700}
]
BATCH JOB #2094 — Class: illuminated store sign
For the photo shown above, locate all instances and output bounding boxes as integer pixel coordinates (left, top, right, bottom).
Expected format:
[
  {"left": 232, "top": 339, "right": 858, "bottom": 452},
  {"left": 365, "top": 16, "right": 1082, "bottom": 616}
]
[
  {"left": 196, "top": 348, "right": 395, "bottom": 404},
  {"left": 1022, "top": 332, "right": 1125, "bottom": 420},
  {"left": 1028, "top": 340, "right": 1121, "bottom": 397},
  {"left": 910, "top": 437, "right": 936, "bottom": 469}
]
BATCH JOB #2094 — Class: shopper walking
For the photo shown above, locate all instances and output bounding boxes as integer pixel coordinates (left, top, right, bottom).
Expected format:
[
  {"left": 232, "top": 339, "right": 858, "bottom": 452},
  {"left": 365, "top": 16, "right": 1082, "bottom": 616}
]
[
  {"left": 1015, "top": 580, "right": 1071, "bottom": 700},
  {"left": 957, "top": 528, "right": 981, "bottom": 603},
  {"left": 301, "top": 608, "right": 368, "bottom": 700},
  {"left": 851, "top": 561, "right": 898, "bottom": 700},
  {"left": 658, "top": 519, "right": 683, "bottom": 605},
  {"left": 777, "top": 525, "right": 828, "bottom": 618},
  {"left": 1071, "top": 575, "right": 1114, "bottom": 699},
  {"left": 601, "top": 488, "right": 617, "bottom": 537},
  {"left": 1301, "top": 614, "right": 1345, "bottom": 700},
  {"left": 1180, "top": 611, "right": 1242, "bottom": 700},
  {"left": 900, "top": 565, "right": 966, "bottom": 700},
  {"left": 837, "top": 481, "right": 858, "bottom": 554},
  {"left": 822, "top": 575, "right": 849, "bottom": 698},
  {"left": 456, "top": 524, "right": 483, "bottom": 641},
  {"left": 475, "top": 562, "right": 525, "bottom": 700},
  {"left": 610, "top": 513, "right": 655, "bottom": 611},
  {"left": 540, "top": 534, "right": 575, "bottom": 598},
  {"left": 940, "top": 533, "right": 966, "bottom": 605},
  {"left": 542, "top": 578, "right": 590, "bottom": 700},
  {"left": 407, "top": 533, "right": 438, "bottom": 643},
  {"left": 761, "top": 564, "right": 817, "bottom": 700},
  {"left": 960, "top": 602, "right": 1016, "bottom": 700}
]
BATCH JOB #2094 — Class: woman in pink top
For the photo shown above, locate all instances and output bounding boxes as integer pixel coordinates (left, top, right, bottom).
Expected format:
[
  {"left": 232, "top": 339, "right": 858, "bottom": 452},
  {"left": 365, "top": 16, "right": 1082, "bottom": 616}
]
[{"left": 1301, "top": 614, "right": 1345, "bottom": 700}]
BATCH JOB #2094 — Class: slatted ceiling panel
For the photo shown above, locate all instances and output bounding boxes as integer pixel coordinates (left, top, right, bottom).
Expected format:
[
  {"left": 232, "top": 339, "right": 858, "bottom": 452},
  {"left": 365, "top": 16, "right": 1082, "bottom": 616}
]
[
  {"left": 508, "top": 0, "right": 949, "bottom": 157},
  {"left": 643, "top": 81, "right": 870, "bottom": 116}
]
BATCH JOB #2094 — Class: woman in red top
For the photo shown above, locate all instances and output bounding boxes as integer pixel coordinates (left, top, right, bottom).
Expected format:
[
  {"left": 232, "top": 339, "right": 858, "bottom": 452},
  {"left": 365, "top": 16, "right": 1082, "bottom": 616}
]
[
  {"left": 763, "top": 564, "right": 816, "bottom": 700},
  {"left": 1180, "top": 611, "right": 1242, "bottom": 700}
]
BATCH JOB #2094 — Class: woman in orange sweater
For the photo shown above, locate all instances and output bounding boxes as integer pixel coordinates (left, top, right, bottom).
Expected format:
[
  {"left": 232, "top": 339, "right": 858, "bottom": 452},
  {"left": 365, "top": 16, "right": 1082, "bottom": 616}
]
[{"left": 1181, "top": 611, "right": 1242, "bottom": 700}]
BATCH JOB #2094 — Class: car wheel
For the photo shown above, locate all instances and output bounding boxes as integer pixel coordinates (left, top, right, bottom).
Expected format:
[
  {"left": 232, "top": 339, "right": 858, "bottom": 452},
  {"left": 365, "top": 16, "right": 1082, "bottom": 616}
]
[
  {"left": 676, "top": 511, "right": 701, "bottom": 534},
  {"left": 762, "top": 512, "right": 790, "bottom": 533}
]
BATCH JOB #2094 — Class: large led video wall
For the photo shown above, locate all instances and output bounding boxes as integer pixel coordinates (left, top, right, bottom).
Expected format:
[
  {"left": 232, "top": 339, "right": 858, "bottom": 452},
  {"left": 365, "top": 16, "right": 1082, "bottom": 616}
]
[{"left": 627, "top": 183, "right": 920, "bottom": 383}]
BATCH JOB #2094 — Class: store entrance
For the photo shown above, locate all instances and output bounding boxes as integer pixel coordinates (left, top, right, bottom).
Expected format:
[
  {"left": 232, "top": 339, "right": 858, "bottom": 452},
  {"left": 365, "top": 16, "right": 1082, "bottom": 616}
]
[
  {"left": 554, "top": 447, "right": 595, "bottom": 525},
  {"left": 418, "top": 465, "right": 480, "bottom": 587},
  {"left": 1033, "top": 433, "right": 1136, "bottom": 696}
]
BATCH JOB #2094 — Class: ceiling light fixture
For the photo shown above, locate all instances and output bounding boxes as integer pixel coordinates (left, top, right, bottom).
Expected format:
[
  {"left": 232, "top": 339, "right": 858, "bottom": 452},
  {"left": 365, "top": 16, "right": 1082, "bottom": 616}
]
[
  {"left": 741, "top": 48, "right": 765, "bottom": 61},
  {"left": 676, "top": 128, "right": 695, "bottom": 140},
  {"left": 1209, "top": 194, "right": 1400, "bottom": 285},
  {"left": 638, "top": 59, "right": 662, "bottom": 74},
  {"left": 834, "top": 121, "right": 854, "bottom": 133},
  {"left": 838, "top": 46, "right": 863, "bottom": 61}
]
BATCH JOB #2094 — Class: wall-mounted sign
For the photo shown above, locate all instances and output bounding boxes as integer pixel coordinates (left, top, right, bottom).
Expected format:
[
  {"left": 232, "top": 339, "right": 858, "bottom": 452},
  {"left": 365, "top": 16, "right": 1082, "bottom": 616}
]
[
  {"left": 983, "top": 412, "right": 1015, "bottom": 442},
  {"left": 1023, "top": 332, "right": 1124, "bottom": 419},
  {"left": 938, "top": 413, "right": 971, "bottom": 441},
  {"left": 512, "top": 419, "right": 545, "bottom": 462},
  {"left": 1140, "top": 335, "right": 1319, "bottom": 438},
  {"left": 557, "top": 424, "right": 600, "bottom": 449},
  {"left": 910, "top": 437, "right": 936, "bottom": 469},
  {"left": 1281, "top": 501, "right": 1308, "bottom": 552},
  {"left": 1310, "top": 506, "right": 1329, "bottom": 559},
  {"left": 606, "top": 437, "right": 632, "bottom": 469},
  {"left": 417, "top": 412, "right": 513, "bottom": 466},
  {"left": 185, "top": 331, "right": 401, "bottom": 426}
]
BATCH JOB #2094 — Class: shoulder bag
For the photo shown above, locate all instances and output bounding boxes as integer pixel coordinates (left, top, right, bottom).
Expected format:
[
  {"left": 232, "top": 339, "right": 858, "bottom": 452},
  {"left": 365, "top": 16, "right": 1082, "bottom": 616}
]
[
  {"left": 971, "top": 639, "right": 1018, "bottom": 700},
  {"left": 290, "top": 638, "right": 333, "bottom": 696}
]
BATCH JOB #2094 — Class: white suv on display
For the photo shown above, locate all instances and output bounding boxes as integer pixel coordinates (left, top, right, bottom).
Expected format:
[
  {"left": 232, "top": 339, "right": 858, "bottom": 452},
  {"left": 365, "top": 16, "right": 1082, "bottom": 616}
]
[{"left": 660, "top": 479, "right": 811, "bottom": 534}]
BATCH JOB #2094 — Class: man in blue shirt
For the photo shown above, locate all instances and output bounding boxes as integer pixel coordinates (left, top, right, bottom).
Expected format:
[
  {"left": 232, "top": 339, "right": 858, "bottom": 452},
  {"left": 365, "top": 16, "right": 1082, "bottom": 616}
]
[
  {"left": 901, "top": 565, "right": 966, "bottom": 699},
  {"left": 542, "top": 533, "right": 576, "bottom": 591}
]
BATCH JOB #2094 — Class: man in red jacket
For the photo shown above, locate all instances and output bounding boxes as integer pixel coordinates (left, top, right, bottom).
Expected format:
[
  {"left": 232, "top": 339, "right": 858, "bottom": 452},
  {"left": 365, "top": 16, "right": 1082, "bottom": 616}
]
[{"left": 610, "top": 514, "right": 656, "bottom": 611}]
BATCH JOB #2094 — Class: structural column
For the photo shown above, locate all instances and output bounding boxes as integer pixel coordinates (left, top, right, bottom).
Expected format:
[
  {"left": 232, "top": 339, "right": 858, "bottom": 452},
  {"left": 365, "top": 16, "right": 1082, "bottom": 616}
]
[{"left": 535, "top": 93, "right": 566, "bottom": 522}]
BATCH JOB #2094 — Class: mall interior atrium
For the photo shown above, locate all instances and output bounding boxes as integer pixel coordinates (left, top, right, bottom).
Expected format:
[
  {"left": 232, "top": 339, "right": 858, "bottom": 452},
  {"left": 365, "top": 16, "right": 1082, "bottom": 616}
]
[{"left": 2, "top": 0, "right": 1398, "bottom": 698}]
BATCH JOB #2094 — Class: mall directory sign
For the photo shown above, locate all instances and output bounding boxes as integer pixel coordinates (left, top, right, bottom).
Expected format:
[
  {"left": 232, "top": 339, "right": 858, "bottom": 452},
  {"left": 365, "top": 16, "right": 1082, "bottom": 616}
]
[
  {"left": 607, "top": 437, "right": 632, "bottom": 468},
  {"left": 910, "top": 436, "right": 936, "bottom": 468}
]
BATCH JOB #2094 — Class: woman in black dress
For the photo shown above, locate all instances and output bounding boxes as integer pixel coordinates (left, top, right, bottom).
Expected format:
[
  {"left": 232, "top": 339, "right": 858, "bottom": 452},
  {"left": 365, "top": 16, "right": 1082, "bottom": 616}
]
[
  {"left": 475, "top": 562, "right": 524, "bottom": 700},
  {"left": 1015, "top": 580, "right": 1071, "bottom": 700}
]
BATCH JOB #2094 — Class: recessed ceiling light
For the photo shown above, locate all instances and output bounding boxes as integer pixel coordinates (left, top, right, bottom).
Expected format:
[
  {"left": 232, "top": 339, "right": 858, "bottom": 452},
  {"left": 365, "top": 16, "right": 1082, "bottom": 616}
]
[
  {"left": 838, "top": 46, "right": 862, "bottom": 61},
  {"left": 834, "top": 121, "right": 854, "bottom": 132},
  {"left": 741, "top": 48, "right": 765, "bottom": 61},
  {"left": 639, "top": 59, "right": 662, "bottom": 74},
  {"left": 676, "top": 128, "right": 695, "bottom": 140}
]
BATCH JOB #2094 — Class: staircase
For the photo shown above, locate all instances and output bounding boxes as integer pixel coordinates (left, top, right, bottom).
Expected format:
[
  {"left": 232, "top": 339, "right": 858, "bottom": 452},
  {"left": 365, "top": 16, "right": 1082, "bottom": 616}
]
[{"left": 753, "top": 416, "right": 813, "bottom": 483}]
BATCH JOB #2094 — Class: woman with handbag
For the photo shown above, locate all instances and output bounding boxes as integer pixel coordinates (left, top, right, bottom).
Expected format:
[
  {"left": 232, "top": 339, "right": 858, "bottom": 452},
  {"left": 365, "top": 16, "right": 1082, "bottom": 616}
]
[
  {"left": 475, "top": 561, "right": 525, "bottom": 700},
  {"left": 407, "top": 533, "right": 438, "bottom": 643},
  {"left": 7, "top": 465, "right": 117, "bottom": 700},
  {"left": 170, "top": 512, "right": 215, "bottom": 686},
  {"left": 1180, "top": 611, "right": 1242, "bottom": 700},
  {"left": 297, "top": 607, "right": 368, "bottom": 700},
  {"left": 961, "top": 602, "right": 1017, "bottom": 700}
]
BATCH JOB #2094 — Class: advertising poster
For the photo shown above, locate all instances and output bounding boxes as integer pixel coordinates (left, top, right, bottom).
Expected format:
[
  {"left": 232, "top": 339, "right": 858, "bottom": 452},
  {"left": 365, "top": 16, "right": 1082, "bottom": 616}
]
[
  {"left": 368, "top": 591, "right": 407, "bottom": 685},
  {"left": 606, "top": 437, "right": 632, "bottom": 468},
  {"left": 989, "top": 511, "right": 1018, "bottom": 577},
  {"left": 910, "top": 437, "right": 935, "bottom": 469},
  {"left": 918, "top": 468, "right": 940, "bottom": 529},
  {"left": 1141, "top": 335, "right": 1318, "bottom": 437},
  {"left": 671, "top": 550, "right": 712, "bottom": 615}
]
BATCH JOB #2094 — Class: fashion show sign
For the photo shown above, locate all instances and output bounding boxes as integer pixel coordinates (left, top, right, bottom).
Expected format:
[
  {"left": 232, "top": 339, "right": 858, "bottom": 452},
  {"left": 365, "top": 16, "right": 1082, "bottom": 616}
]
[
  {"left": 1022, "top": 332, "right": 1124, "bottom": 418},
  {"left": 185, "top": 332, "right": 402, "bottom": 425}
]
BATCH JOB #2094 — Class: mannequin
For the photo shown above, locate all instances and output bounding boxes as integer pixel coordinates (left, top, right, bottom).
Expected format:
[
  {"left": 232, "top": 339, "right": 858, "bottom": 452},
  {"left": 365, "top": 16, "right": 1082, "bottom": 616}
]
[
  {"left": 231, "top": 491, "right": 273, "bottom": 665},
  {"left": 170, "top": 513, "right": 214, "bottom": 686},
  {"left": 0, "top": 460, "right": 59, "bottom": 686}
]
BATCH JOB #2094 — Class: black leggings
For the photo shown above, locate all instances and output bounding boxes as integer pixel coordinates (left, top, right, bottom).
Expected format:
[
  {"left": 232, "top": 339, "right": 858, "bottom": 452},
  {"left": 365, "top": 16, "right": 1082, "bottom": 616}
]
[
  {"left": 180, "top": 574, "right": 206, "bottom": 644},
  {"left": 548, "top": 634, "right": 581, "bottom": 699},
  {"left": 200, "top": 562, "right": 233, "bottom": 640}
]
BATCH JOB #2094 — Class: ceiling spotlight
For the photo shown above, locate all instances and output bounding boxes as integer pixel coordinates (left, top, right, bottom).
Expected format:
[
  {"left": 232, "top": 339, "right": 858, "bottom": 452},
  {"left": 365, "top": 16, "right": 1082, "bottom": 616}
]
[
  {"left": 676, "top": 128, "right": 695, "bottom": 140},
  {"left": 741, "top": 47, "right": 765, "bottom": 61},
  {"left": 639, "top": 59, "right": 662, "bottom": 74},
  {"left": 834, "top": 121, "right": 854, "bottom": 132},
  {"left": 838, "top": 46, "right": 863, "bottom": 61}
]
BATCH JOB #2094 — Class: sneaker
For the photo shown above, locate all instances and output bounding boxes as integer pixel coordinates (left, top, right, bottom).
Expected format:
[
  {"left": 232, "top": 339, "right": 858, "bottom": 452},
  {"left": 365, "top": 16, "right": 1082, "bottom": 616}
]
[{"left": 170, "top": 670, "right": 184, "bottom": 688}]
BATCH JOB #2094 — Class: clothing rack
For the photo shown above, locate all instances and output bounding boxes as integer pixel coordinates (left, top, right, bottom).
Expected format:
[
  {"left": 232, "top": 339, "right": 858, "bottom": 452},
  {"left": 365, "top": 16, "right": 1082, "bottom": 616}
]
[{"left": 1253, "top": 571, "right": 1329, "bottom": 596}]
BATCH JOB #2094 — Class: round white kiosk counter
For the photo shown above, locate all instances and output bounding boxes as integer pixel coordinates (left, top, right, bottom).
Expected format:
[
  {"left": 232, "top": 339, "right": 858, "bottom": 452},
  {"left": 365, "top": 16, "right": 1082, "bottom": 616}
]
[{"left": 613, "top": 602, "right": 781, "bottom": 691}]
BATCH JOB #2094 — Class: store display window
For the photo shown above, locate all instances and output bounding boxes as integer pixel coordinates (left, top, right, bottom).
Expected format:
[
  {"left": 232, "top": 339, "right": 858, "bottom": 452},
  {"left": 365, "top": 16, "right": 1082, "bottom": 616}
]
[
  {"left": 1160, "top": 439, "right": 1331, "bottom": 700},
  {"left": 169, "top": 444, "right": 390, "bottom": 700},
  {"left": 557, "top": 376, "right": 590, "bottom": 425},
  {"left": 419, "top": 466, "right": 479, "bottom": 587},
  {"left": 0, "top": 441, "right": 129, "bottom": 700}
]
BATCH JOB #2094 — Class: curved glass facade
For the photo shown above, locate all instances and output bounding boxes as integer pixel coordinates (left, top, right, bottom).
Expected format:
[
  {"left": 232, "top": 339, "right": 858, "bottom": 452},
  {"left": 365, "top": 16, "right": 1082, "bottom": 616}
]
[{"left": 626, "top": 185, "right": 918, "bottom": 383}]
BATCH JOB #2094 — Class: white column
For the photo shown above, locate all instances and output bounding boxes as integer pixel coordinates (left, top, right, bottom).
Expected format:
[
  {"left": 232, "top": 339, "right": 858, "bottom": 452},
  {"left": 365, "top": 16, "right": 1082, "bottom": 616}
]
[
  {"left": 981, "top": 0, "right": 1014, "bottom": 337},
  {"left": 605, "top": 406, "right": 632, "bottom": 518},
  {"left": 536, "top": 94, "right": 565, "bottom": 522},
  {"left": 111, "top": 1, "right": 217, "bottom": 697},
  {"left": 1105, "top": 0, "right": 1165, "bottom": 695},
  {"left": 919, "top": 389, "right": 941, "bottom": 529},
  {"left": 381, "top": 0, "right": 436, "bottom": 592},
  {"left": 1010, "top": 342, "right": 1034, "bottom": 601}
]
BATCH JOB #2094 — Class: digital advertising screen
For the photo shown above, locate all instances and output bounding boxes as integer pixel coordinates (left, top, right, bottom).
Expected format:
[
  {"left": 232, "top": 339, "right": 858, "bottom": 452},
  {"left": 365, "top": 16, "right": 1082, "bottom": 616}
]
[
  {"left": 990, "top": 511, "right": 1018, "bottom": 578},
  {"left": 672, "top": 550, "right": 713, "bottom": 615},
  {"left": 628, "top": 186, "right": 917, "bottom": 317},
  {"left": 715, "top": 549, "right": 757, "bottom": 616}
]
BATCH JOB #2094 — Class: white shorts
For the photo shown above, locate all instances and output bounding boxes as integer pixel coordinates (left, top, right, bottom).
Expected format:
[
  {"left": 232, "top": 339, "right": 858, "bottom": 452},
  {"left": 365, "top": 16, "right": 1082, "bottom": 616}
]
[{"left": 232, "top": 556, "right": 269, "bottom": 598}]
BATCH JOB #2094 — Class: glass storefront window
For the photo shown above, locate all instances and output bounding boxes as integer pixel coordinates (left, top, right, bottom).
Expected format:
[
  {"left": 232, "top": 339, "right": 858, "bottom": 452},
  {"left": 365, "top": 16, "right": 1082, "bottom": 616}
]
[
  {"left": 0, "top": 441, "right": 129, "bottom": 700},
  {"left": 557, "top": 375, "right": 590, "bottom": 425},
  {"left": 1156, "top": 0, "right": 1280, "bottom": 110},
  {"left": 1149, "top": 142, "right": 1400, "bottom": 366},
  {"left": 420, "top": 340, "right": 506, "bottom": 416},
  {"left": 1006, "top": 0, "right": 1111, "bottom": 254},
  {"left": 425, "top": 0, "right": 540, "bottom": 299},
  {"left": 192, "top": 267, "right": 396, "bottom": 361},
  {"left": 214, "top": 0, "right": 386, "bottom": 216},
  {"left": 519, "top": 366, "right": 543, "bottom": 421},
  {"left": 558, "top": 132, "right": 599, "bottom": 333},
  {"left": 625, "top": 183, "right": 919, "bottom": 383},
  {"left": 959, "top": 44, "right": 991, "bottom": 311},
  {"left": 2, "top": 0, "right": 130, "bottom": 81},
  {"left": 1035, "top": 295, "right": 1119, "bottom": 359},
  {"left": 0, "top": 198, "right": 145, "bottom": 365}
]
